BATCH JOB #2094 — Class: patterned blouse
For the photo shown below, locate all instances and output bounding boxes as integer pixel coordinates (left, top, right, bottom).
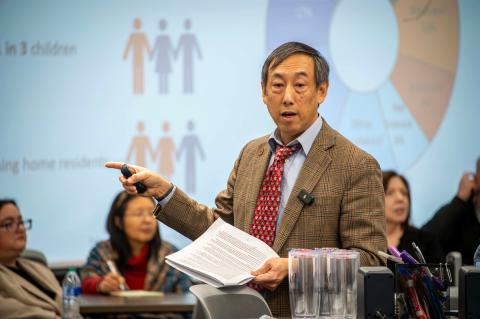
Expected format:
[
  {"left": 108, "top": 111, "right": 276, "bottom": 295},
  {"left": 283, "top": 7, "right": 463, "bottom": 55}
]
[{"left": 80, "top": 240, "right": 191, "bottom": 293}]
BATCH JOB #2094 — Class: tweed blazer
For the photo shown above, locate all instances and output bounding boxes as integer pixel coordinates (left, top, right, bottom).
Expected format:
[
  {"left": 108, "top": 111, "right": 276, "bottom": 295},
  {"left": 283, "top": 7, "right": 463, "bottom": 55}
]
[
  {"left": 158, "top": 120, "right": 387, "bottom": 318},
  {"left": 0, "top": 258, "right": 62, "bottom": 319}
]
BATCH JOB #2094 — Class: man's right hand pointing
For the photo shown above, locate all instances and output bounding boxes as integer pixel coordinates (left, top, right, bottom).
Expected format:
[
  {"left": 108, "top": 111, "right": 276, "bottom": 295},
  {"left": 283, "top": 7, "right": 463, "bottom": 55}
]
[{"left": 105, "top": 162, "right": 171, "bottom": 198}]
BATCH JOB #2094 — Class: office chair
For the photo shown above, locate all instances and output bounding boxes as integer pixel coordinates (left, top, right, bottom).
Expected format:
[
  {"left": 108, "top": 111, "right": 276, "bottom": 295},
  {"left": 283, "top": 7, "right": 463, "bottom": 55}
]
[
  {"left": 190, "top": 284, "right": 272, "bottom": 319},
  {"left": 20, "top": 249, "right": 48, "bottom": 266}
]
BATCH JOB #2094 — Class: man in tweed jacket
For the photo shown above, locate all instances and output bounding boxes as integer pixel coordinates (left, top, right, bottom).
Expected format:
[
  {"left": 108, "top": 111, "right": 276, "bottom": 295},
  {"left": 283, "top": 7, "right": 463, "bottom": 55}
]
[{"left": 107, "top": 42, "right": 387, "bottom": 318}]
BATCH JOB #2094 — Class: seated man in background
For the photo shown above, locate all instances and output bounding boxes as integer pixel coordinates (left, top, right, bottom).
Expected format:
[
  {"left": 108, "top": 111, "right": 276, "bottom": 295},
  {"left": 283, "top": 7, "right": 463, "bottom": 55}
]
[
  {"left": 81, "top": 191, "right": 190, "bottom": 295},
  {"left": 382, "top": 171, "right": 444, "bottom": 263},
  {"left": 0, "top": 199, "right": 62, "bottom": 319},
  {"left": 422, "top": 157, "right": 480, "bottom": 265}
]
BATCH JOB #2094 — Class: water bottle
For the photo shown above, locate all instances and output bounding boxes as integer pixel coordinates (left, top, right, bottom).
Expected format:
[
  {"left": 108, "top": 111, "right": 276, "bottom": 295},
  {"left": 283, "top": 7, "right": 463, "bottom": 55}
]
[
  {"left": 474, "top": 243, "right": 480, "bottom": 268},
  {"left": 62, "top": 267, "right": 81, "bottom": 319}
]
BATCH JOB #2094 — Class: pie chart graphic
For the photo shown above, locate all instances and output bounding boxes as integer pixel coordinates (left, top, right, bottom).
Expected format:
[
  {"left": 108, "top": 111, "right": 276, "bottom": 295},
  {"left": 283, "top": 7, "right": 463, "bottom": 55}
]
[{"left": 266, "top": 0, "right": 459, "bottom": 170}]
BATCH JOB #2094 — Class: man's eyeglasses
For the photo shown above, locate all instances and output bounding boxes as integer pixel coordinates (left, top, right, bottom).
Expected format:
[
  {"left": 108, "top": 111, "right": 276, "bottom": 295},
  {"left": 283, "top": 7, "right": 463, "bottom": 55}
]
[{"left": 0, "top": 219, "right": 32, "bottom": 232}]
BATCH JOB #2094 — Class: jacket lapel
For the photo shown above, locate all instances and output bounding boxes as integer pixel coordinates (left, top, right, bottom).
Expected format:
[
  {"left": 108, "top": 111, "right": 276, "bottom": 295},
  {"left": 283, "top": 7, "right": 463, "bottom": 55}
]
[
  {"left": 243, "top": 141, "right": 271, "bottom": 232},
  {"left": 272, "top": 122, "right": 335, "bottom": 253},
  {"left": 14, "top": 260, "right": 60, "bottom": 311}
]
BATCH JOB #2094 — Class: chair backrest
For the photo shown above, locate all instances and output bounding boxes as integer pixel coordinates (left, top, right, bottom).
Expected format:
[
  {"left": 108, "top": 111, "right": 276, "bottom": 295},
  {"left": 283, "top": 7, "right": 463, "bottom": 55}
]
[
  {"left": 20, "top": 249, "right": 48, "bottom": 266},
  {"left": 190, "top": 284, "right": 272, "bottom": 319}
]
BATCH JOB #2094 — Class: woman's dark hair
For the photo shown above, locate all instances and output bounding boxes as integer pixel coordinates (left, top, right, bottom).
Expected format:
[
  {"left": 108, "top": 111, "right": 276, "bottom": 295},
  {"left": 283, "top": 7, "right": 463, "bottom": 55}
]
[
  {"left": 0, "top": 199, "right": 18, "bottom": 211},
  {"left": 382, "top": 170, "right": 411, "bottom": 230},
  {"left": 106, "top": 191, "right": 161, "bottom": 273}
]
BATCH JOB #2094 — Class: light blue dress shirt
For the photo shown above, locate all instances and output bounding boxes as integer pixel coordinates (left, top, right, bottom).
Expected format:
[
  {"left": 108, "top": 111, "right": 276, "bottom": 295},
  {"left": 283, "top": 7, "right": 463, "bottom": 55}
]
[{"left": 267, "top": 115, "right": 323, "bottom": 232}]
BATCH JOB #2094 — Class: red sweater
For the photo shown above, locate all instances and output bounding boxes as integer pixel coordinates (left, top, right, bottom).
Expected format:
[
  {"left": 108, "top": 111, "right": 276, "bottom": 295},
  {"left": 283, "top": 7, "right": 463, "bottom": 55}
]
[{"left": 82, "top": 244, "right": 149, "bottom": 294}]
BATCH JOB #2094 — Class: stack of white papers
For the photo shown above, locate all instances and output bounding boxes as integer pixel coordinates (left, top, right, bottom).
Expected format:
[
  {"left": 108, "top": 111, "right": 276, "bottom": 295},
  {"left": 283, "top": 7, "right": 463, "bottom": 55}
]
[{"left": 166, "top": 218, "right": 279, "bottom": 288}]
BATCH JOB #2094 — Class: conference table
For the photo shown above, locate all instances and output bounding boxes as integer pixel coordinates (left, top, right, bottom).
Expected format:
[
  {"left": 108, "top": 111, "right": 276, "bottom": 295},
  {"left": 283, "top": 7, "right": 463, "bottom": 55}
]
[{"left": 79, "top": 293, "right": 197, "bottom": 315}]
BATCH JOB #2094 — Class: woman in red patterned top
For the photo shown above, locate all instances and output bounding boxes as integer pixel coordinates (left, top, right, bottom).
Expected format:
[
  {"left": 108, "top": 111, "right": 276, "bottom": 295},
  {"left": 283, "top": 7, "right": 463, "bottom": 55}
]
[{"left": 80, "top": 191, "right": 190, "bottom": 294}]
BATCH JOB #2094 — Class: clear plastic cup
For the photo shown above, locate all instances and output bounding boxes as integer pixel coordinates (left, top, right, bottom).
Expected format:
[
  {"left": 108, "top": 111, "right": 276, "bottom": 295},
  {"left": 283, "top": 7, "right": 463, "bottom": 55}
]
[
  {"left": 288, "top": 249, "right": 317, "bottom": 319},
  {"left": 328, "top": 250, "right": 359, "bottom": 319},
  {"left": 313, "top": 248, "right": 338, "bottom": 318}
]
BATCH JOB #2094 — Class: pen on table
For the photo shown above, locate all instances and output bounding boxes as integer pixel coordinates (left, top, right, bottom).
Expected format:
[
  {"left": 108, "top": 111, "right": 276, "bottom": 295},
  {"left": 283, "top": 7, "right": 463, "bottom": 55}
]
[
  {"left": 412, "top": 242, "right": 426, "bottom": 264},
  {"left": 403, "top": 248, "right": 444, "bottom": 290},
  {"left": 378, "top": 250, "right": 404, "bottom": 264},
  {"left": 388, "top": 246, "right": 402, "bottom": 258},
  {"left": 106, "top": 260, "right": 127, "bottom": 291},
  {"left": 411, "top": 242, "right": 435, "bottom": 278},
  {"left": 400, "top": 250, "right": 419, "bottom": 265}
]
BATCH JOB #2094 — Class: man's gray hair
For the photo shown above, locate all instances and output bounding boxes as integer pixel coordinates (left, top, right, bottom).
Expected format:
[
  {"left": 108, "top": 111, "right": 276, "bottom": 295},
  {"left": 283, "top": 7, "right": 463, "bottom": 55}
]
[{"left": 261, "top": 42, "right": 329, "bottom": 89}]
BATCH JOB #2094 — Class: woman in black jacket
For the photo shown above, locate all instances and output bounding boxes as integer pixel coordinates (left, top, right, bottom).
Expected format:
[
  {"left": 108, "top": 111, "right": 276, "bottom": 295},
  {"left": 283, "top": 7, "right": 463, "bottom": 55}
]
[{"left": 382, "top": 171, "right": 444, "bottom": 263}]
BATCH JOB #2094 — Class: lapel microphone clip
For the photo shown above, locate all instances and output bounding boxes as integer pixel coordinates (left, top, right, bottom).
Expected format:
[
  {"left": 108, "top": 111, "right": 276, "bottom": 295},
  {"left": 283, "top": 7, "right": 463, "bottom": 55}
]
[{"left": 298, "top": 189, "right": 315, "bottom": 206}]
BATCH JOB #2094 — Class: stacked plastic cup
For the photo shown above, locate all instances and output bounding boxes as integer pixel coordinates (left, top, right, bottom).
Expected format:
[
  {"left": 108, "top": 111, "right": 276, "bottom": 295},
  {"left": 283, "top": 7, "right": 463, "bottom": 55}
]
[
  {"left": 288, "top": 249, "right": 317, "bottom": 319},
  {"left": 288, "top": 248, "right": 360, "bottom": 319},
  {"left": 327, "top": 250, "right": 360, "bottom": 319},
  {"left": 313, "top": 248, "right": 338, "bottom": 318}
]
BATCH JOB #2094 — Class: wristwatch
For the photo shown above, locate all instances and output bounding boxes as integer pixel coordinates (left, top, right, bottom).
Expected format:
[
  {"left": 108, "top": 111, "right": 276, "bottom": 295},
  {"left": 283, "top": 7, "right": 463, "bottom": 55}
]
[
  {"left": 152, "top": 183, "right": 175, "bottom": 217},
  {"left": 154, "top": 182, "right": 175, "bottom": 202}
]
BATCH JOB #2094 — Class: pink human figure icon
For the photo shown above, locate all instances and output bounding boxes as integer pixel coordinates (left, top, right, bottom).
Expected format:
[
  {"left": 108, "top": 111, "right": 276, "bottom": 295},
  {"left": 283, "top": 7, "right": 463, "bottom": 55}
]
[
  {"left": 151, "top": 19, "right": 175, "bottom": 94},
  {"left": 154, "top": 121, "right": 176, "bottom": 179},
  {"left": 175, "top": 19, "right": 203, "bottom": 94},
  {"left": 126, "top": 121, "right": 154, "bottom": 168},
  {"left": 123, "top": 18, "right": 151, "bottom": 95},
  {"left": 177, "top": 120, "right": 205, "bottom": 193}
]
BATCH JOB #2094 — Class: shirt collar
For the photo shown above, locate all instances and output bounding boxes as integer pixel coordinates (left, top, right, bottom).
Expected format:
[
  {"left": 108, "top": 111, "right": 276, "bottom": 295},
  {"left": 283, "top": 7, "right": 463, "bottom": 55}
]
[{"left": 268, "top": 114, "right": 323, "bottom": 156}]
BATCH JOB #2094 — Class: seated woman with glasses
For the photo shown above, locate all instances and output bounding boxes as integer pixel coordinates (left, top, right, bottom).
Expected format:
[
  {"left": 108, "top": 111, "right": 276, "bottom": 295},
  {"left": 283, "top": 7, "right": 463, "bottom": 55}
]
[
  {"left": 382, "top": 171, "right": 444, "bottom": 263},
  {"left": 80, "top": 191, "right": 190, "bottom": 295},
  {"left": 0, "top": 199, "right": 62, "bottom": 319}
]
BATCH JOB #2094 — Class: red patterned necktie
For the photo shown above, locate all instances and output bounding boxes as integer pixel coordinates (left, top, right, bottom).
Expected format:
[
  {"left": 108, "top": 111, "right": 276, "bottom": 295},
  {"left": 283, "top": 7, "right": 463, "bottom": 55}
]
[{"left": 250, "top": 143, "right": 301, "bottom": 246}]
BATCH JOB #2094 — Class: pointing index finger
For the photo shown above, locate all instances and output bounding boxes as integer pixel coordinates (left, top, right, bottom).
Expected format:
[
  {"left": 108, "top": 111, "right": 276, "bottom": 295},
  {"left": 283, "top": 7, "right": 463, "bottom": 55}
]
[{"left": 105, "top": 161, "right": 124, "bottom": 169}]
